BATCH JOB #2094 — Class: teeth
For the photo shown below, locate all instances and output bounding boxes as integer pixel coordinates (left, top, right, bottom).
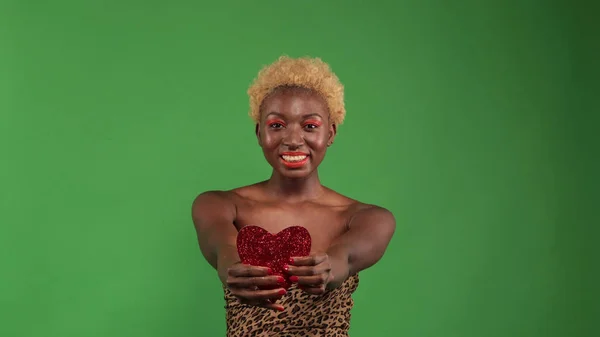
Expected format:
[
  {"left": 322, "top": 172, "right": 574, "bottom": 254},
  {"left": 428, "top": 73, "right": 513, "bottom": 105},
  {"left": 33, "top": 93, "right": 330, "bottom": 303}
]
[{"left": 282, "top": 155, "right": 307, "bottom": 162}]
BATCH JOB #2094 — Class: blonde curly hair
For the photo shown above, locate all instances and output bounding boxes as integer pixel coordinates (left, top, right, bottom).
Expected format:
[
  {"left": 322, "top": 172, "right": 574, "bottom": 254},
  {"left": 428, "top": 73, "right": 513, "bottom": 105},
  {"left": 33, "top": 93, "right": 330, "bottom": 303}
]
[{"left": 247, "top": 56, "right": 346, "bottom": 125}]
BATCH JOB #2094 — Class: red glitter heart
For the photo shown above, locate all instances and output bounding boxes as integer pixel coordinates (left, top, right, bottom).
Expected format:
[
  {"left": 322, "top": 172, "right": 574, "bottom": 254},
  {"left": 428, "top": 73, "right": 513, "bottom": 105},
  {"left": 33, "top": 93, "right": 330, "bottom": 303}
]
[{"left": 237, "top": 225, "right": 311, "bottom": 290}]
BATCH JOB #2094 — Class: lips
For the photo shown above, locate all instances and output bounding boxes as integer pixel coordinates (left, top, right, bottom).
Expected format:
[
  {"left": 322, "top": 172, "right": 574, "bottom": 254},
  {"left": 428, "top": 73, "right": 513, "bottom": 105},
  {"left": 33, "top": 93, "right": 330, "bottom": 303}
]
[{"left": 280, "top": 152, "right": 309, "bottom": 168}]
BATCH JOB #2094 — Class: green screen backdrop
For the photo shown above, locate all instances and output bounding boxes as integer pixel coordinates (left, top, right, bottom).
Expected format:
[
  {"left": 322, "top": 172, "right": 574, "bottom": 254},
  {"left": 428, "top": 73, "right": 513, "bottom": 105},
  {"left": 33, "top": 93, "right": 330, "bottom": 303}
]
[{"left": 1, "top": 1, "right": 596, "bottom": 336}]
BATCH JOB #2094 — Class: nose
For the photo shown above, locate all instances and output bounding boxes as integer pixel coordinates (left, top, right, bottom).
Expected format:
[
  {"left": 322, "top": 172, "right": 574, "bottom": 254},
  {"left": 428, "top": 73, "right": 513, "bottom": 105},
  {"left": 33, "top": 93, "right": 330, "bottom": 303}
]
[{"left": 282, "top": 125, "right": 304, "bottom": 149}]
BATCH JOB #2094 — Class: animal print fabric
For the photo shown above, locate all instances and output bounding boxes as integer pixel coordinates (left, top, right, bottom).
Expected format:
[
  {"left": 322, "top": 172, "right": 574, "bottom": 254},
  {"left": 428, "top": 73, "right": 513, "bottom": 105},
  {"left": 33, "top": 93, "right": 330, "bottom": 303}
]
[{"left": 224, "top": 274, "right": 359, "bottom": 336}]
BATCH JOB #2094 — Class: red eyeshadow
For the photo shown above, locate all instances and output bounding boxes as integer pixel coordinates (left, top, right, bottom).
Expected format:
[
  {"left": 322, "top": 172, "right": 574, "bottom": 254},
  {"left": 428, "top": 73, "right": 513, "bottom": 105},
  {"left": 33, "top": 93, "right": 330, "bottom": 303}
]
[
  {"left": 267, "top": 119, "right": 286, "bottom": 126},
  {"left": 303, "top": 119, "right": 322, "bottom": 127}
]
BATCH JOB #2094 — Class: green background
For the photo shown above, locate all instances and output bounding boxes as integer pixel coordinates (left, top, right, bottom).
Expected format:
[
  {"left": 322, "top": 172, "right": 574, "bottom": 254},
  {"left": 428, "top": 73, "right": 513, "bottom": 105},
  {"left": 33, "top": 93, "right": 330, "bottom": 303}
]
[{"left": 1, "top": 1, "right": 596, "bottom": 336}]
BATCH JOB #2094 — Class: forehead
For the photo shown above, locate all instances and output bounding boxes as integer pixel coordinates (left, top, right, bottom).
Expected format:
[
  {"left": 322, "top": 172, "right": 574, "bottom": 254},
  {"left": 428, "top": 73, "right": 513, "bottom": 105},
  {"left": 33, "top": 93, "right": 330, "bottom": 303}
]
[{"left": 260, "top": 87, "right": 329, "bottom": 119}]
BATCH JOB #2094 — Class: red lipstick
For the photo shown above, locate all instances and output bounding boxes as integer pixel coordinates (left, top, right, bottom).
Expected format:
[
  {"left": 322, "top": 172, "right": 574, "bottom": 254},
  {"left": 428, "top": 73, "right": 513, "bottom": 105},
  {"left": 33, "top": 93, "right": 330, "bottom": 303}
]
[
  {"left": 280, "top": 152, "right": 309, "bottom": 168},
  {"left": 281, "top": 152, "right": 309, "bottom": 156}
]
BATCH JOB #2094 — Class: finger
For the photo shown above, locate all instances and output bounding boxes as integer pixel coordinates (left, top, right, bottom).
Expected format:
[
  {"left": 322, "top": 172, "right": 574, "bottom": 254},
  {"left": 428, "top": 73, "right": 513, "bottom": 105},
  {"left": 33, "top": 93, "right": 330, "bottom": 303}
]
[
  {"left": 241, "top": 300, "right": 284, "bottom": 312},
  {"left": 232, "top": 287, "right": 287, "bottom": 302},
  {"left": 258, "top": 302, "right": 285, "bottom": 312},
  {"left": 299, "top": 285, "right": 327, "bottom": 295},
  {"left": 238, "top": 297, "right": 282, "bottom": 309},
  {"left": 227, "top": 275, "right": 285, "bottom": 288},
  {"left": 286, "top": 261, "right": 331, "bottom": 276},
  {"left": 286, "top": 265, "right": 317, "bottom": 276},
  {"left": 228, "top": 264, "right": 271, "bottom": 277},
  {"left": 294, "top": 273, "right": 331, "bottom": 287},
  {"left": 290, "top": 254, "right": 327, "bottom": 266}
]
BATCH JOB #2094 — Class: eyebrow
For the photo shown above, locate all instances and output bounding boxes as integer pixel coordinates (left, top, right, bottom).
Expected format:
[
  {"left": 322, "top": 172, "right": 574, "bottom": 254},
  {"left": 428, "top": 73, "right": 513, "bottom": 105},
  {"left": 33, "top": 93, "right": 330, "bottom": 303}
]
[
  {"left": 265, "top": 112, "right": 284, "bottom": 118},
  {"left": 302, "top": 113, "right": 323, "bottom": 119},
  {"left": 265, "top": 112, "right": 323, "bottom": 119}
]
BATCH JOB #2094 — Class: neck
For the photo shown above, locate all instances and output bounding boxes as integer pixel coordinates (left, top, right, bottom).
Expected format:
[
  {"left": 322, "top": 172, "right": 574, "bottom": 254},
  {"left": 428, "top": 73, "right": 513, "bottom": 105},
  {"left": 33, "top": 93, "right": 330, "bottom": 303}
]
[{"left": 264, "top": 170, "right": 324, "bottom": 202}]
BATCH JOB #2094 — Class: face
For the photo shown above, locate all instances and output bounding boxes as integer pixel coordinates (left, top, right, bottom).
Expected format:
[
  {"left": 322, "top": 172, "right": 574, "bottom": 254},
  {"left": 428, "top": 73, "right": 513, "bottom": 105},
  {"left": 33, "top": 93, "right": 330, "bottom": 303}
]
[{"left": 256, "top": 86, "right": 337, "bottom": 179}]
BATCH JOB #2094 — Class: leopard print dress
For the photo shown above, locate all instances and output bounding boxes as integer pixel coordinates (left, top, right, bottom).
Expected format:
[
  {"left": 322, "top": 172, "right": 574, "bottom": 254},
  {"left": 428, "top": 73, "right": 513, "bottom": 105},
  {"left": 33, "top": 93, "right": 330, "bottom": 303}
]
[{"left": 224, "top": 274, "right": 359, "bottom": 336}]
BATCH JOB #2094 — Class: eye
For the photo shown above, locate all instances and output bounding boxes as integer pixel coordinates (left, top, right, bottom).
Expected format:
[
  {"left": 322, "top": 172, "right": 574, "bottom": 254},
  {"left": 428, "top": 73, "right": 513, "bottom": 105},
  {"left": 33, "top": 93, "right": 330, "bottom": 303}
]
[
  {"left": 267, "top": 120, "right": 286, "bottom": 129},
  {"left": 303, "top": 120, "right": 322, "bottom": 130}
]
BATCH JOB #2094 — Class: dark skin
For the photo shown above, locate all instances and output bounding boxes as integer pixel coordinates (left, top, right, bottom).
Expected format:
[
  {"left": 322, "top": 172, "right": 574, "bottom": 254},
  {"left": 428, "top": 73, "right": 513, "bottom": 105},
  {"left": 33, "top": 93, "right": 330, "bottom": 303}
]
[{"left": 192, "top": 86, "right": 396, "bottom": 311}]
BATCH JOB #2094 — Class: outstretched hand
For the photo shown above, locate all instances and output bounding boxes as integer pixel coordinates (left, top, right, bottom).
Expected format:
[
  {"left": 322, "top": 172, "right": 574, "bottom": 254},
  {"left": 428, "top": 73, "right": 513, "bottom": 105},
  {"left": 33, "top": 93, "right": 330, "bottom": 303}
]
[
  {"left": 286, "top": 252, "right": 334, "bottom": 295},
  {"left": 226, "top": 262, "right": 287, "bottom": 311}
]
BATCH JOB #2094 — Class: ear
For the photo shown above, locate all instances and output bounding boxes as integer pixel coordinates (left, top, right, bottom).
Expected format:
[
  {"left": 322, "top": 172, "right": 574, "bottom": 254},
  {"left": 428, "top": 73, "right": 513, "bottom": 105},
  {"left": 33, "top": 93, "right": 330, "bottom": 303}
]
[
  {"left": 255, "top": 123, "right": 262, "bottom": 146},
  {"left": 327, "top": 123, "right": 337, "bottom": 147}
]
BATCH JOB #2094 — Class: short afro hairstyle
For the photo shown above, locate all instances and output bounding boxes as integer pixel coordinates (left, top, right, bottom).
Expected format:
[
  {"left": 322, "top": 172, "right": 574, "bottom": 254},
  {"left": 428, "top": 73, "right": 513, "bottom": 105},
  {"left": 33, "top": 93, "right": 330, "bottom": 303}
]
[{"left": 247, "top": 55, "right": 346, "bottom": 125}]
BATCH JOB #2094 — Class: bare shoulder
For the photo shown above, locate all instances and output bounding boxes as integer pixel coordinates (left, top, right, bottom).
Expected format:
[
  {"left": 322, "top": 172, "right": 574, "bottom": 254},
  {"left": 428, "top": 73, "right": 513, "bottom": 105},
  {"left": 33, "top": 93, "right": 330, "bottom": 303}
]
[
  {"left": 319, "top": 187, "right": 359, "bottom": 208},
  {"left": 322, "top": 187, "right": 396, "bottom": 226},
  {"left": 192, "top": 190, "right": 235, "bottom": 210},
  {"left": 191, "top": 189, "right": 240, "bottom": 225},
  {"left": 229, "top": 182, "right": 265, "bottom": 201},
  {"left": 192, "top": 183, "right": 262, "bottom": 216}
]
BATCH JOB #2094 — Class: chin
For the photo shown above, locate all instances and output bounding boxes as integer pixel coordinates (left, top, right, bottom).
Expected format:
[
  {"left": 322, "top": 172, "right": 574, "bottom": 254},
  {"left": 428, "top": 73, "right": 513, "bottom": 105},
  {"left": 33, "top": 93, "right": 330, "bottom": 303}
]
[
  {"left": 278, "top": 168, "right": 314, "bottom": 179},
  {"left": 267, "top": 158, "right": 317, "bottom": 179}
]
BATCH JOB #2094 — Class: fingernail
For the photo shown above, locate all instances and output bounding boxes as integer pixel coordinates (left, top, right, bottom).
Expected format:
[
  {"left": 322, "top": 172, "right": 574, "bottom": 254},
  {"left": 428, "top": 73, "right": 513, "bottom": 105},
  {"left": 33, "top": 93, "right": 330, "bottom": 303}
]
[
  {"left": 277, "top": 276, "right": 285, "bottom": 283},
  {"left": 278, "top": 289, "right": 286, "bottom": 295},
  {"left": 290, "top": 276, "right": 299, "bottom": 282},
  {"left": 283, "top": 265, "right": 290, "bottom": 272},
  {"left": 267, "top": 268, "right": 273, "bottom": 275},
  {"left": 277, "top": 306, "right": 285, "bottom": 311},
  {"left": 289, "top": 258, "right": 295, "bottom": 264}
]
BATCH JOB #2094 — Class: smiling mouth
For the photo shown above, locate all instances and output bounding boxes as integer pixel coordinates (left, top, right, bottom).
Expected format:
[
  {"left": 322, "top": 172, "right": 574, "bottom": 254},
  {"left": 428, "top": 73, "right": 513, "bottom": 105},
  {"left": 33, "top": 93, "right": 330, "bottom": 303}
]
[
  {"left": 281, "top": 154, "right": 308, "bottom": 162},
  {"left": 280, "top": 153, "right": 309, "bottom": 168}
]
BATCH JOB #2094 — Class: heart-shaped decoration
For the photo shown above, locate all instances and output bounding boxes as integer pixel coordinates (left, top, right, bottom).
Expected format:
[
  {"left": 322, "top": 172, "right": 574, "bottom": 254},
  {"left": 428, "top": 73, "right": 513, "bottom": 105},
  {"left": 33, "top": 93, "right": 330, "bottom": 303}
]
[{"left": 236, "top": 225, "right": 311, "bottom": 289}]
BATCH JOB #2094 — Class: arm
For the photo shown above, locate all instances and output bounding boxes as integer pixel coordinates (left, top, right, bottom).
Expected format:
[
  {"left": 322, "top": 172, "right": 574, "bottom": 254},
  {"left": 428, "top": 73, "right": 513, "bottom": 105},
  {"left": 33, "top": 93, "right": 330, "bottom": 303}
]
[
  {"left": 326, "top": 205, "right": 396, "bottom": 289},
  {"left": 191, "top": 191, "right": 288, "bottom": 311},
  {"left": 191, "top": 191, "right": 240, "bottom": 285}
]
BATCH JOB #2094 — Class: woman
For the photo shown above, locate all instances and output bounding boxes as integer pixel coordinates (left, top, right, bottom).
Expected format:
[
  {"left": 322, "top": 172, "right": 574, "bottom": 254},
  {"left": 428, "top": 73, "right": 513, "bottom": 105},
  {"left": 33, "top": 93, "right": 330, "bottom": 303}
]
[{"left": 192, "top": 56, "right": 396, "bottom": 336}]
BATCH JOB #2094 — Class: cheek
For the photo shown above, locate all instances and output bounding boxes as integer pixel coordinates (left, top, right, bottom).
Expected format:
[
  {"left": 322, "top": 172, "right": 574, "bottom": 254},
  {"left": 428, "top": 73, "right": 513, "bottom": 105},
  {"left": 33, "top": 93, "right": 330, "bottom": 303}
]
[
  {"left": 306, "top": 134, "right": 329, "bottom": 150},
  {"left": 260, "top": 132, "right": 281, "bottom": 150}
]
